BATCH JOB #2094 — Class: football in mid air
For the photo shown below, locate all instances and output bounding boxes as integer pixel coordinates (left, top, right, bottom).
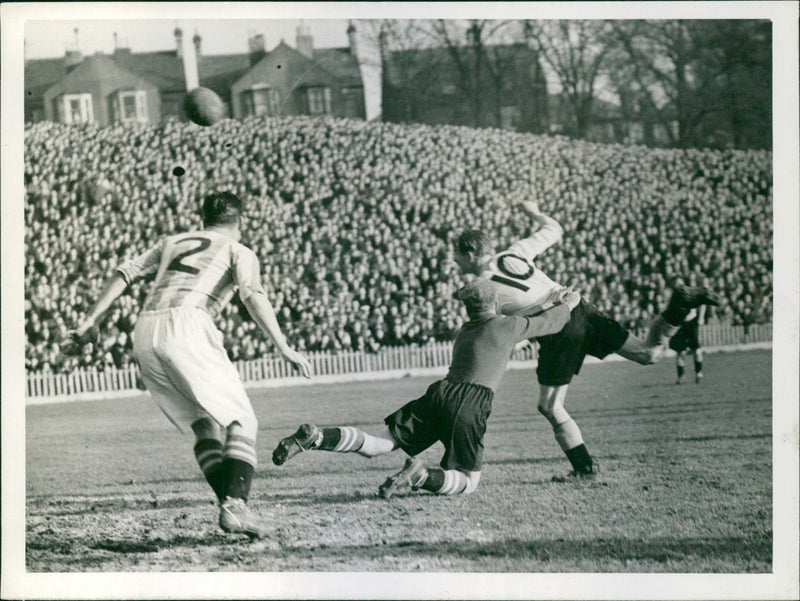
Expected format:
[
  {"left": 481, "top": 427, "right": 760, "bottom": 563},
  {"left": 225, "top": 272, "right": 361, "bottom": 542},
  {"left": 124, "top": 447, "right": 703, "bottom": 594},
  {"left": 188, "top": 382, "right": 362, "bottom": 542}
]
[{"left": 184, "top": 87, "right": 225, "bottom": 126}]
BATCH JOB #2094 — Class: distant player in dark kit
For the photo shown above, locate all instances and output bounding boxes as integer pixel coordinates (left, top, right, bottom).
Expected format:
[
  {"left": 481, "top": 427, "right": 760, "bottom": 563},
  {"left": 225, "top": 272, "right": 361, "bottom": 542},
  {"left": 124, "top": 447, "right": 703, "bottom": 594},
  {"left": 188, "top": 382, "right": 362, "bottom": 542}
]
[
  {"left": 669, "top": 279, "right": 707, "bottom": 384},
  {"left": 62, "top": 192, "right": 312, "bottom": 538},
  {"left": 272, "top": 279, "right": 579, "bottom": 498},
  {"left": 453, "top": 201, "right": 721, "bottom": 480}
]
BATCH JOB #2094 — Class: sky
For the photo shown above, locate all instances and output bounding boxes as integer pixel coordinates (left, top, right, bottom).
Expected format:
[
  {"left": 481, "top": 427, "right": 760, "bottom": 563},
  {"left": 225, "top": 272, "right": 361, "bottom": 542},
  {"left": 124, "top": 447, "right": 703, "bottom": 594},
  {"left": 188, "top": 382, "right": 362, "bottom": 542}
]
[{"left": 24, "top": 19, "right": 355, "bottom": 60}]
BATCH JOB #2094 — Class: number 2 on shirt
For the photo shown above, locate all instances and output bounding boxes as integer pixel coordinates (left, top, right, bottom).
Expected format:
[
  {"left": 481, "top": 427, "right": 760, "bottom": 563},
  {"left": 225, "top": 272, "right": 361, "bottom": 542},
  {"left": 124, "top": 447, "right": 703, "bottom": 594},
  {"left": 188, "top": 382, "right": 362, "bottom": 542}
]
[{"left": 167, "top": 237, "right": 211, "bottom": 275}]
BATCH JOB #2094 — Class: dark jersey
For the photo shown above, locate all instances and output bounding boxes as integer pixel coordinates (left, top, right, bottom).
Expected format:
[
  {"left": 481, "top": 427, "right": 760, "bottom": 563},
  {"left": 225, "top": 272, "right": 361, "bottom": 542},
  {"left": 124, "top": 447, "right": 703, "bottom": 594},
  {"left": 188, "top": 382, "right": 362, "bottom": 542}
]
[{"left": 446, "top": 305, "right": 571, "bottom": 391}]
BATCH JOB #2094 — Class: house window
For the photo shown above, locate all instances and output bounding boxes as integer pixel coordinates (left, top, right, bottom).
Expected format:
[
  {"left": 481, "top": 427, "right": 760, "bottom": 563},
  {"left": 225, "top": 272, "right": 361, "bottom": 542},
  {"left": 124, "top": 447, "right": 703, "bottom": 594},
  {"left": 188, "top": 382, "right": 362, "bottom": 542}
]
[
  {"left": 60, "top": 93, "right": 93, "bottom": 124},
  {"left": 117, "top": 90, "right": 148, "bottom": 123},
  {"left": 306, "top": 87, "right": 331, "bottom": 115},
  {"left": 242, "top": 85, "right": 281, "bottom": 117}
]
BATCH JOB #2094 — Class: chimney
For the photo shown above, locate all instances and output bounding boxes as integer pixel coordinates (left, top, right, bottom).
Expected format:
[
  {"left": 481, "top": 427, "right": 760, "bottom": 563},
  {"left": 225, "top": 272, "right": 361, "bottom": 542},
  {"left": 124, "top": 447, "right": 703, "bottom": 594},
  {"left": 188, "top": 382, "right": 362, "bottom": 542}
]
[
  {"left": 175, "top": 27, "right": 183, "bottom": 57},
  {"left": 193, "top": 30, "right": 202, "bottom": 58},
  {"left": 248, "top": 33, "right": 266, "bottom": 66},
  {"left": 113, "top": 32, "right": 131, "bottom": 56},
  {"left": 347, "top": 20, "right": 358, "bottom": 58},
  {"left": 296, "top": 23, "right": 313, "bottom": 59},
  {"left": 64, "top": 27, "right": 82, "bottom": 70}
]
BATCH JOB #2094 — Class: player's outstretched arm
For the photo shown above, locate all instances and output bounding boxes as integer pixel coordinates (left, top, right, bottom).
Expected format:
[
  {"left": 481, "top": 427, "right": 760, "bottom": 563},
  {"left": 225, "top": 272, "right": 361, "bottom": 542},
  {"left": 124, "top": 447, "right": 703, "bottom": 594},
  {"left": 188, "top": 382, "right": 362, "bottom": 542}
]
[
  {"left": 517, "top": 303, "right": 572, "bottom": 340},
  {"left": 515, "top": 290, "right": 578, "bottom": 341},
  {"left": 507, "top": 201, "right": 564, "bottom": 260},
  {"left": 241, "top": 291, "right": 312, "bottom": 378},
  {"left": 62, "top": 272, "right": 129, "bottom": 355}
]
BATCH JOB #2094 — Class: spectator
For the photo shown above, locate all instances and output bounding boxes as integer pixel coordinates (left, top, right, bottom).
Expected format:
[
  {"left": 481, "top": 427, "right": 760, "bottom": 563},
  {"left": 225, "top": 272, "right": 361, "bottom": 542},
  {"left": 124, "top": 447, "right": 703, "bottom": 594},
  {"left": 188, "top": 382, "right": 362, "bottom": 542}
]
[{"left": 24, "top": 116, "right": 772, "bottom": 372}]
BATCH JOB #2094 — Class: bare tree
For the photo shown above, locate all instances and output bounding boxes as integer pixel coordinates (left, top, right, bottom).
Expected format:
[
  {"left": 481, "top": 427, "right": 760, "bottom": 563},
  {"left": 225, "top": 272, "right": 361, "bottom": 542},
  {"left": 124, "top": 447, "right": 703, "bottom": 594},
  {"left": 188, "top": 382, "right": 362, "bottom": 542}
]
[
  {"left": 610, "top": 20, "right": 771, "bottom": 149},
  {"left": 427, "top": 19, "right": 522, "bottom": 128},
  {"left": 524, "top": 20, "right": 614, "bottom": 139},
  {"left": 373, "top": 19, "right": 546, "bottom": 132}
]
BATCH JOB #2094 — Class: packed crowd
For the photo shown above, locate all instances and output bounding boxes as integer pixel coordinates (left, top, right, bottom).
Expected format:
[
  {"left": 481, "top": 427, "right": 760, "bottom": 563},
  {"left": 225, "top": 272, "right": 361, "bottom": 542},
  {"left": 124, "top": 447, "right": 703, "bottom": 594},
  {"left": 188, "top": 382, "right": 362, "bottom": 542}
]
[{"left": 24, "top": 116, "right": 773, "bottom": 373}]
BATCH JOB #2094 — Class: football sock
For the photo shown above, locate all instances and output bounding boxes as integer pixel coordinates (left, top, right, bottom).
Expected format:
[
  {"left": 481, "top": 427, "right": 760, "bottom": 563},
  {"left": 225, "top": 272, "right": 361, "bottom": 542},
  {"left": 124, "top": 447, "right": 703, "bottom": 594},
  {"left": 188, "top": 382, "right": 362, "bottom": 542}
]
[
  {"left": 676, "top": 363, "right": 685, "bottom": 381},
  {"left": 565, "top": 444, "right": 594, "bottom": 475},
  {"left": 421, "top": 469, "right": 470, "bottom": 495},
  {"left": 694, "top": 359, "right": 703, "bottom": 374},
  {"left": 317, "top": 426, "right": 365, "bottom": 453},
  {"left": 356, "top": 433, "right": 398, "bottom": 457},
  {"left": 194, "top": 438, "right": 226, "bottom": 501},
  {"left": 223, "top": 458, "right": 255, "bottom": 501},
  {"left": 222, "top": 432, "right": 258, "bottom": 501}
]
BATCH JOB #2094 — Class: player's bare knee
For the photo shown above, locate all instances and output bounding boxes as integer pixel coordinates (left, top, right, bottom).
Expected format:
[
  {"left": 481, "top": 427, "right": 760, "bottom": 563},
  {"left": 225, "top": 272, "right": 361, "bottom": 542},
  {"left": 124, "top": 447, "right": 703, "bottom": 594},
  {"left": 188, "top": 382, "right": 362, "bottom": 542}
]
[
  {"left": 537, "top": 400, "right": 554, "bottom": 420},
  {"left": 191, "top": 417, "right": 222, "bottom": 441}
]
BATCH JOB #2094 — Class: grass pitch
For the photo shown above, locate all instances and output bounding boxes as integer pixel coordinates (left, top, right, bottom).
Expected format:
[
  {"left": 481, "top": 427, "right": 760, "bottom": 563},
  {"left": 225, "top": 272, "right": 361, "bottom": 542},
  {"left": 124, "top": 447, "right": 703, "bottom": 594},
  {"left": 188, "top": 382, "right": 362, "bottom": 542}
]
[{"left": 26, "top": 349, "right": 771, "bottom": 573}]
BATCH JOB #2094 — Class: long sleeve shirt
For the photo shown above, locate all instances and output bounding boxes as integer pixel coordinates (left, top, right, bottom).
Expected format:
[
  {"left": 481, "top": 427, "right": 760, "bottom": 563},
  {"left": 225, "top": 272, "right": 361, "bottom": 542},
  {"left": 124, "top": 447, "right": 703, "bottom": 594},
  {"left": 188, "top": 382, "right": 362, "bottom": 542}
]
[
  {"left": 480, "top": 214, "right": 567, "bottom": 317},
  {"left": 446, "top": 304, "right": 571, "bottom": 391}
]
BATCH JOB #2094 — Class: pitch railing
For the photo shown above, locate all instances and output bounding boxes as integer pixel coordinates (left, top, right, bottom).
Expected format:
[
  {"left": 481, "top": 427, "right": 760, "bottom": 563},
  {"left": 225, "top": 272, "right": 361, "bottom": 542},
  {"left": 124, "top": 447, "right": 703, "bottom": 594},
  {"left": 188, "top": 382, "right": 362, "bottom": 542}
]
[{"left": 25, "top": 322, "right": 772, "bottom": 401}]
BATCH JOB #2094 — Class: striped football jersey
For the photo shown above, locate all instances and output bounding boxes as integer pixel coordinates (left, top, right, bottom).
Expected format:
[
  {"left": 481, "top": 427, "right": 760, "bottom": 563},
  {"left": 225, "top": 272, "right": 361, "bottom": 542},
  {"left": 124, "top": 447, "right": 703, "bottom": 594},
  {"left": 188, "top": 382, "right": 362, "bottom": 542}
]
[
  {"left": 480, "top": 218, "right": 566, "bottom": 317},
  {"left": 115, "top": 230, "right": 265, "bottom": 317}
]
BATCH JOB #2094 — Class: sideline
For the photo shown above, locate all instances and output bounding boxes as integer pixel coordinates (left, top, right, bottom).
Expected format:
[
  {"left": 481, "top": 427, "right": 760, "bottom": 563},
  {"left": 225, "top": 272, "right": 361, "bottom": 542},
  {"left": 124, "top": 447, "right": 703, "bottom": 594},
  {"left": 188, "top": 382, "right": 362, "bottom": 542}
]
[{"left": 24, "top": 341, "right": 772, "bottom": 406}]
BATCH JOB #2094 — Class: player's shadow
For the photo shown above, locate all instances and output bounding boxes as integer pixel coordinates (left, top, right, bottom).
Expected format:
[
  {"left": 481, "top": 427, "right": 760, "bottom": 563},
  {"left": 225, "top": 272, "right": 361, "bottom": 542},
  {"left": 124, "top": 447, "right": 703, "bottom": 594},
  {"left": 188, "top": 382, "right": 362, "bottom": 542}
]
[
  {"left": 297, "top": 534, "right": 772, "bottom": 570},
  {"left": 261, "top": 490, "right": 379, "bottom": 506},
  {"left": 88, "top": 532, "right": 240, "bottom": 554},
  {"left": 30, "top": 494, "right": 217, "bottom": 517}
]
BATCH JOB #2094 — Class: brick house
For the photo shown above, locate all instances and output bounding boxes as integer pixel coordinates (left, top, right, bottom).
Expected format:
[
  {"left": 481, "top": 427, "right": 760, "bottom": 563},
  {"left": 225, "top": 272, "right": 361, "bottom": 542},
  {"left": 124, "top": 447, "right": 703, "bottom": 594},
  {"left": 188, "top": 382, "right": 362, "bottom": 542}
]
[{"left": 25, "top": 24, "right": 366, "bottom": 126}]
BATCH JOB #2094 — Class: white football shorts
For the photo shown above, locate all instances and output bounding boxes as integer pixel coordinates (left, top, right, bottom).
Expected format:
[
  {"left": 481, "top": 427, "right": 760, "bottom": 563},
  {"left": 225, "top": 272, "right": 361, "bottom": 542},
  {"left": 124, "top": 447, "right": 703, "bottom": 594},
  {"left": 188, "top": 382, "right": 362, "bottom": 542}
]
[{"left": 133, "top": 306, "right": 255, "bottom": 435}]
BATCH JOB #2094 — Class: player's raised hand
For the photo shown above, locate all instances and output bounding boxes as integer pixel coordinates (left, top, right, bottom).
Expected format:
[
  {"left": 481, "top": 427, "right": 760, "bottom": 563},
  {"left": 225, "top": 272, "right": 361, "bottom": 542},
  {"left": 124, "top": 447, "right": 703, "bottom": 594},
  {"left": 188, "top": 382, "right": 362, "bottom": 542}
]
[
  {"left": 516, "top": 200, "right": 542, "bottom": 217},
  {"left": 59, "top": 325, "right": 99, "bottom": 357},
  {"left": 283, "top": 348, "right": 312, "bottom": 379},
  {"left": 542, "top": 285, "right": 572, "bottom": 306},
  {"left": 562, "top": 289, "right": 581, "bottom": 310}
]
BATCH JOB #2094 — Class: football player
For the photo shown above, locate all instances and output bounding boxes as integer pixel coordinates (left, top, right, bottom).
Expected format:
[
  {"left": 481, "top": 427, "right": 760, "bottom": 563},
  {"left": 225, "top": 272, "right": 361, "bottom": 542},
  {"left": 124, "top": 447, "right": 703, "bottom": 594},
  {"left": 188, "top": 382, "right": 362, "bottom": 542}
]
[
  {"left": 669, "top": 279, "right": 707, "bottom": 384},
  {"left": 62, "top": 191, "right": 311, "bottom": 538},
  {"left": 453, "top": 201, "right": 720, "bottom": 480},
  {"left": 272, "top": 279, "right": 579, "bottom": 498}
]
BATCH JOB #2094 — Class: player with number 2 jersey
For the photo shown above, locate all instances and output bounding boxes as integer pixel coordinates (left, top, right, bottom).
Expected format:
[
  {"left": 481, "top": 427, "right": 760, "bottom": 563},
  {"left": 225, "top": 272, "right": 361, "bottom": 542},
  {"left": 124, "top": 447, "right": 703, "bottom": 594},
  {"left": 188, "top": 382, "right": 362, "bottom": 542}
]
[{"left": 64, "top": 192, "right": 311, "bottom": 539}]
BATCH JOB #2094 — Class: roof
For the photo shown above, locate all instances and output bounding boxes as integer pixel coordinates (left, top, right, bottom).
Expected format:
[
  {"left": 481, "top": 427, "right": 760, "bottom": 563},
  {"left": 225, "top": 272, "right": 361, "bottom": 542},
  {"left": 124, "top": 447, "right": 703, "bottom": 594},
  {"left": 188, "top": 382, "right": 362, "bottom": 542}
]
[
  {"left": 25, "top": 57, "right": 68, "bottom": 99},
  {"left": 311, "top": 47, "right": 362, "bottom": 86},
  {"left": 26, "top": 38, "right": 363, "bottom": 106},
  {"left": 112, "top": 49, "right": 185, "bottom": 92},
  {"left": 198, "top": 53, "right": 251, "bottom": 98},
  {"left": 42, "top": 54, "right": 158, "bottom": 99},
  {"left": 232, "top": 41, "right": 359, "bottom": 92}
]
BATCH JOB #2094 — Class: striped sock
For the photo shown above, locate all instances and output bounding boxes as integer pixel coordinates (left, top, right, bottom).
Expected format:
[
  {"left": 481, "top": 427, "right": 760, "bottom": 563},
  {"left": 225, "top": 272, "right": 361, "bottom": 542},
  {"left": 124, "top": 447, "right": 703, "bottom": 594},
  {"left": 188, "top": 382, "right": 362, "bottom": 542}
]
[
  {"left": 318, "top": 427, "right": 365, "bottom": 453},
  {"left": 194, "top": 438, "right": 225, "bottom": 501},
  {"left": 422, "top": 468, "right": 468, "bottom": 495},
  {"left": 222, "top": 432, "right": 258, "bottom": 501}
]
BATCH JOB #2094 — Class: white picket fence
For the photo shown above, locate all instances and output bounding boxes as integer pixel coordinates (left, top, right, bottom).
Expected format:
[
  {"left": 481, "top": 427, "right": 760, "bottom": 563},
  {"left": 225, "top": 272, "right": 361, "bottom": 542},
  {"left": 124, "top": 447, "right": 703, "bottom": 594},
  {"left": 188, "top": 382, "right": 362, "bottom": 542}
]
[{"left": 25, "top": 322, "right": 772, "bottom": 402}]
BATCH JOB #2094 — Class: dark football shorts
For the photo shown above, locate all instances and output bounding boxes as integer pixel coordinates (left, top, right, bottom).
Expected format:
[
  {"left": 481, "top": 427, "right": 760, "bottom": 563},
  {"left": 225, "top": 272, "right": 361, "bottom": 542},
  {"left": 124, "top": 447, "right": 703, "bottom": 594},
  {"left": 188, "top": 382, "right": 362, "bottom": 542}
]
[
  {"left": 535, "top": 299, "right": 630, "bottom": 386},
  {"left": 669, "top": 319, "right": 701, "bottom": 352},
  {"left": 384, "top": 378, "right": 493, "bottom": 472}
]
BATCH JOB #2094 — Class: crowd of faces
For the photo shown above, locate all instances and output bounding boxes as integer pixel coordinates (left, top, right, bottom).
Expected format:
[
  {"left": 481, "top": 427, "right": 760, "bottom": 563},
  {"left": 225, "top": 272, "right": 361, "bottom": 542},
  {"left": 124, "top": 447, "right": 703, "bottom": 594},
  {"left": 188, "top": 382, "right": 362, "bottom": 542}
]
[{"left": 24, "top": 116, "right": 773, "bottom": 372}]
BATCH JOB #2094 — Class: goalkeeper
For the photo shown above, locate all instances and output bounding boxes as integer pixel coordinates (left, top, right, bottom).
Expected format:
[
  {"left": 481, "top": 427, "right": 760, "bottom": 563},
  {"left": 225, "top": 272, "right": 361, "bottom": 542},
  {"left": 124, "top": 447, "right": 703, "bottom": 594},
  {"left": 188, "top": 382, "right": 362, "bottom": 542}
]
[{"left": 272, "top": 278, "right": 578, "bottom": 498}]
